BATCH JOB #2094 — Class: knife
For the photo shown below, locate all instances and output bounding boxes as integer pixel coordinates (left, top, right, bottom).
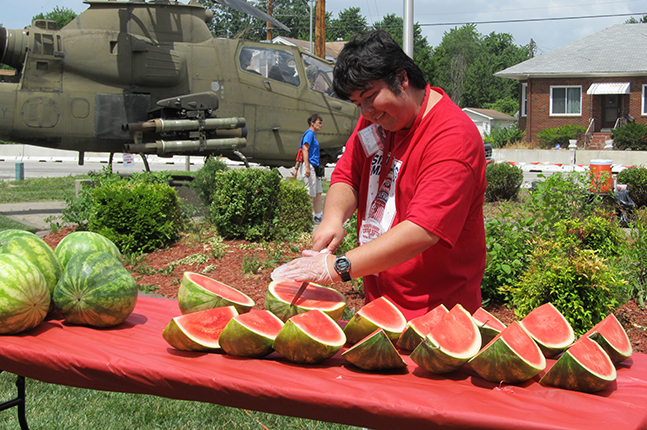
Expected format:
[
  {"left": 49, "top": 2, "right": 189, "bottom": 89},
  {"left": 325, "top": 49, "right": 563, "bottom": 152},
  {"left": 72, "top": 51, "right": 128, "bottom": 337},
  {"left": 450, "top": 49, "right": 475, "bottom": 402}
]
[{"left": 290, "top": 281, "right": 309, "bottom": 306}]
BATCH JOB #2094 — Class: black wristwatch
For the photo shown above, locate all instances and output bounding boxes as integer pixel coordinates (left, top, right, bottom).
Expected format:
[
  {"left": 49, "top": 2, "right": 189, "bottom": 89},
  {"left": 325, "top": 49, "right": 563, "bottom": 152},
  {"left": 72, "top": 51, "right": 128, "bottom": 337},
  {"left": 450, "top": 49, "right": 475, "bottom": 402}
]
[{"left": 333, "top": 254, "right": 352, "bottom": 282}]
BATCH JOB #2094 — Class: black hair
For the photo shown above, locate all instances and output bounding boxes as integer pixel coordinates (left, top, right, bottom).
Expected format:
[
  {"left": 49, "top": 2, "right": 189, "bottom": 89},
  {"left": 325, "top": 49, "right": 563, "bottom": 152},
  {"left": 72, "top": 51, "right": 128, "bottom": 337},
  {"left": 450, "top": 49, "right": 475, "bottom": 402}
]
[
  {"left": 307, "top": 113, "right": 322, "bottom": 126},
  {"left": 332, "top": 30, "right": 427, "bottom": 101}
]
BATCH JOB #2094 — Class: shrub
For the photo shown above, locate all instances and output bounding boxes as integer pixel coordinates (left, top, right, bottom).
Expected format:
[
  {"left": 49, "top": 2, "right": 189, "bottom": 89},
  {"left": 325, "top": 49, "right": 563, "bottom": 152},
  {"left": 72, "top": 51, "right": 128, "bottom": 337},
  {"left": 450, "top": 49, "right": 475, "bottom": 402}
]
[
  {"left": 191, "top": 156, "right": 229, "bottom": 206},
  {"left": 508, "top": 239, "right": 625, "bottom": 336},
  {"left": 552, "top": 216, "right": 627, "bottom": 258},
  {"left": 611, "top": 122, "right": 647, "bottom": 151},
  {"left": 89, "top": 180, "right": 184, "bottom": 254},
  {"left": 483, "top": 124, "right": 525, "bottom": 148},
  {"left": 485, "top": 162, "right": 523, "bottom": 202},
  {"left": 622, "top": 208, "right": 647, "bottom": 307},
  {"left": 275, "top": 179, "right": 314, "bottom": 240},
  {"left": 537, "top": 124, "right": 585, "bottom": 149},
  {"left": 617, "top": 166, "right": 647, "bottom": 208},
  {"left": 483, "top": 97, "right": 518, "bottom": 116}
]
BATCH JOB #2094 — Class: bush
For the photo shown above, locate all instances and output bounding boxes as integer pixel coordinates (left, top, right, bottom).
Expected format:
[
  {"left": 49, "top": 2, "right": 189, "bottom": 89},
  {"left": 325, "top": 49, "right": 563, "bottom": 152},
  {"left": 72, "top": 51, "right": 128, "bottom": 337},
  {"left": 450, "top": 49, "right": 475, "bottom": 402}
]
[
  {"left": 275, "top": 179, "right": 314, "bottom": 240},
  {"left": 611, "top": 122, "right": 647, "bottom": 151},
  {"left": 617, "top": 166, "right": 647, "bottom": 208},
  {"left": 537, "top": 124, "right": 585, "bottom": 149},
  {"left": 483, "top": 97, "right": 518, "bottom": 116},
  {"left": 191, "top": 156, "right": 229, "bottom": 206},
  {"left": 483, "top": 124, "right": 525, "bottom": 148},
  {"left": 508, "top": 239, "right": 625, "bottom": 336},
  {"left": 622, "top": 208, "right": 647, "bottom": 307},
  {"left": 89, "top": 180, "right": 184, "bottom": 254},
  {"left": 552, "top": 216, "right": 627, "bottom": 258},
  {"left": 485, "top": 162, "right": 523, "bottom": 202}
]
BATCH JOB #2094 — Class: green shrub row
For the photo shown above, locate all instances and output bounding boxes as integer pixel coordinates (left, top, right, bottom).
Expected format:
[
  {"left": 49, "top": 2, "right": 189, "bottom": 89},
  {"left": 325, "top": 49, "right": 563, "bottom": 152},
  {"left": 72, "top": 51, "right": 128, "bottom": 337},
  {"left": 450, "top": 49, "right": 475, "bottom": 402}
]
[
  {"left": 537, "top": 124, "right": 585, "bottom": 149},
  {"left": 612, "top": 122, "right": 647, "bottom": 151}
]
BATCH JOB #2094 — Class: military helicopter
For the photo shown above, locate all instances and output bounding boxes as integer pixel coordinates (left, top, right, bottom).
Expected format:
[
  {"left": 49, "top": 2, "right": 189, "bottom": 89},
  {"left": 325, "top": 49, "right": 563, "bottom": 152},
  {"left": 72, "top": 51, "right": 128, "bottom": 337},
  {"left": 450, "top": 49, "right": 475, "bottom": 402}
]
[{"left": 0, "top": 0, "right": 359, "bottom": 169}]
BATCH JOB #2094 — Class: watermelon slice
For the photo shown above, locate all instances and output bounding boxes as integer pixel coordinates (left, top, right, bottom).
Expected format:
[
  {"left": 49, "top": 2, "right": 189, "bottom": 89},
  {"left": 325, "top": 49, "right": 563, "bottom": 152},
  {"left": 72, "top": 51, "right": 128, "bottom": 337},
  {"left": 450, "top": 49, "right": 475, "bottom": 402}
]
[
  {"left": 343, "top": 329, "right": 407, "bottom": 371},
  {"left": 539, "top": 336, "right": 617, "bottom": 393},
  {"left": 219, "top": 310, "right": 284, "bottom": 358},
  {"left": 519, "top": 303, "right": 575, "bottom": 358},
  {"left": 410, "top": 304, "right": 482, "bottom": 374},
  {"left": 265, "top": 281, "right": 347, "bottom": 322},
  {"left": 162, "top": 306, "right": 239, "bottom": 352},
  {"left": 273, "top": 309, "right": 346, "bottom": 364},
  {"left": 178, "top": 272, "right": 255, "bottom": 315},
  {"left": 583, "top": 313, "right": 633, "bottom": 364},
  {"left": 469, "top": 321, "right": 546, "bottom": 384},
  {"left": 344, "top": 296, "right": 407, "bottom": 345},
  {"left": 396, "top": 304, "right": 448, "bottom": 351},
  {"left": 472, "top": 307, "right": 506, "bottom": 349}
]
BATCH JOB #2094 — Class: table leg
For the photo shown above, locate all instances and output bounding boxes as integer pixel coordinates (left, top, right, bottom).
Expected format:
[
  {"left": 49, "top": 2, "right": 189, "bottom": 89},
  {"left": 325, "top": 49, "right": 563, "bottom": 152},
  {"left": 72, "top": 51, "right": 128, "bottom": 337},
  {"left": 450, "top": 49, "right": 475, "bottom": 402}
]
[{"left": 0, "top": 371, "right": 29, "bottom": 430}]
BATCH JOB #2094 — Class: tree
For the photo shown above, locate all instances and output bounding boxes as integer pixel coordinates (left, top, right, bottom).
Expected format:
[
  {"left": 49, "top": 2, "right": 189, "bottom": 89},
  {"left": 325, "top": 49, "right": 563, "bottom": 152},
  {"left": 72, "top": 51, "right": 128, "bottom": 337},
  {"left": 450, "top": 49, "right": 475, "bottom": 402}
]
[
  {"left": 327, "top": 7, "right": 367, "bottom": 41},
  {"left": 32, "top": 6, "right": 77, "bottom": 30},
  {"left": 625, "top": 15, "right": 647, "bottom": 23}
]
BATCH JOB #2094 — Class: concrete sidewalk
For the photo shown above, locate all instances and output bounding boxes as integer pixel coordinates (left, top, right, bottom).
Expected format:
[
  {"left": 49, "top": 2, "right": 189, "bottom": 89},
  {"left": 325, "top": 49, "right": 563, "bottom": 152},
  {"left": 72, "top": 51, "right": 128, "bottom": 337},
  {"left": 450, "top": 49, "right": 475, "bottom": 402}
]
[{"left": 0, "top": 201, "right": 67, "bottom": 233}]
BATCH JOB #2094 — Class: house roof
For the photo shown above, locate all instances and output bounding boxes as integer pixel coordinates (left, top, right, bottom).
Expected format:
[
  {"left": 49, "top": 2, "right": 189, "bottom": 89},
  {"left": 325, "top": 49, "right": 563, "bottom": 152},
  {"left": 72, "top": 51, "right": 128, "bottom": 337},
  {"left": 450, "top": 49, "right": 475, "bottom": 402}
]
[
  {"left": 495, "top": 23, "right": 647, "bottom": 80},
  {"left": 462, "top": 108, "right": 516, "bottom": 121},
  {"left": 271, "top": 36, "right": 346, "bottom": 61}
]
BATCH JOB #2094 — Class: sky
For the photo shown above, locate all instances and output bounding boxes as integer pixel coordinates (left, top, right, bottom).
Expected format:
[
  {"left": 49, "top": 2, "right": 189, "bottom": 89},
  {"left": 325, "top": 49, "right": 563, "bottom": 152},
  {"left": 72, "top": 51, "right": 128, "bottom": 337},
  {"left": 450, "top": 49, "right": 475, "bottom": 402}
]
[{"left": 2, "top": 0, "right": 647, "bottom": 54}]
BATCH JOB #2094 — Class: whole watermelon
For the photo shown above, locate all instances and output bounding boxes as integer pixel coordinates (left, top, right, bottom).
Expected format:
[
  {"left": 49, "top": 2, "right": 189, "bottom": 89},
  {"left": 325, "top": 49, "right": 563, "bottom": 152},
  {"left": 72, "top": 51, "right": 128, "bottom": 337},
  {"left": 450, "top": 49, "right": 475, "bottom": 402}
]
[
  {"left": 55, "top": 231, "right": 121, "bottom": 268},
  {"left": 0, "top": 233, "right": 62, "bottom": 297},
  {"left": 0, "top": 229, "right": 37, "bottom": 246},
  {"left": 0, "top": 253, "right": 50, "bottom": 334},
  {"left": 53, "top": 251, "right": 137, "bottom": 328}
]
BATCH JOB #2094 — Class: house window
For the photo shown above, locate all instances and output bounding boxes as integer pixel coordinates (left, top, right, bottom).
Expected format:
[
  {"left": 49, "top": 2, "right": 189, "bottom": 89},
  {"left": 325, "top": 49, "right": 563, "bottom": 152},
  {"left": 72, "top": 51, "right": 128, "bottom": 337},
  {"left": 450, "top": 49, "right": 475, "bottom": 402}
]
[
  {"left": 521, "top": 83, "right": 528, "bottom": 117},
  {"left": 550, "top": 85, "right": 581, "bottom": 116},
  {"left": 642, "top": 85, "right": 647, "bottom": 116}
]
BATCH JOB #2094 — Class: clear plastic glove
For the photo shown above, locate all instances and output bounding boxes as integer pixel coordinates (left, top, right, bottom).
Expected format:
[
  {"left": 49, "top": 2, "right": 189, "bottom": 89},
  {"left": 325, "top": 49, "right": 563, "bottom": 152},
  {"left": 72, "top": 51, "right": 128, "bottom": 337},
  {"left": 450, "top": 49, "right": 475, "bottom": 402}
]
[{"left": 271, "top": 249, "right": 333, "bottom": 285}]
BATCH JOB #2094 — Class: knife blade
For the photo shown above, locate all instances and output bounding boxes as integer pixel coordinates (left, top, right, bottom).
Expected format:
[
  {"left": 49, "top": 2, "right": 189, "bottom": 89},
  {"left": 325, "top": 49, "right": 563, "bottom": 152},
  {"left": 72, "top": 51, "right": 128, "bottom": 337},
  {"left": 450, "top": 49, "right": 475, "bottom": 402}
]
[{"left": 290, "top": 281, "right": 309, "bottom": 306}]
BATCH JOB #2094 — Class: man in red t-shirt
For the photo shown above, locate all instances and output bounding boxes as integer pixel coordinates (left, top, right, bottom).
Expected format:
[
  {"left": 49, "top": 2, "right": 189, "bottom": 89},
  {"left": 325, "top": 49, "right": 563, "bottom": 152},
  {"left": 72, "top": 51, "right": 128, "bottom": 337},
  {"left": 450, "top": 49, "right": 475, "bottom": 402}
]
[{"left": 272, "top": 30, "right": 486, "bottom": 320}]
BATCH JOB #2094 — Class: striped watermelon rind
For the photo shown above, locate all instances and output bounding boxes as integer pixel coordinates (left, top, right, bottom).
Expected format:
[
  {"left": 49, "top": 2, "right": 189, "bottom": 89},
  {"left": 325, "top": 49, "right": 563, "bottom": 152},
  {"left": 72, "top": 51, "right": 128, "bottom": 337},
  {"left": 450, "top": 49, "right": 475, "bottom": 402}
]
[
  {"left": 53, "top": 251, "right": 138, "bottom": 328},
  {"left": 342, "top": 328, "right": 407, "bottom": 371},
  {"left": 55, "top": 231, "right": 121, "bottom": 268},
  {"left": 0, "top": 229, "right": 37, "bottom": 246},
  {"left": 265, "top": 281, "right": 347, "bottom": 322},
  {"left": 0, "top": 234, "right": 62, "bottom": 297},
  {"left": 273, "top": 309, "right": 346, "bottom": 364},
  {"left": 178, "top": 272, "right": 255, "bottom": 315},
  {"left": 396, "top": 304, "right": 449, "bottom": 351},
  {"left": 472, "top": 307, "right": 507, "bottom": 349},
  {"left": 219, "top": 310, "right": 284, "bottom": 358},
  {"left": 344, "top": 296, "right": 407, "bottom": 345},
  {"left": 0, "top": 254, "right": 50, "bottom": 334},
  {"left": 410, "top": 304, "right": 481, "bottom": 374},
  {"left": 518, "top": 303, "right": 575, "bottom": 358},
  {"left": 584, "top": 314, "right": 632, "bottom": 364},
  {"left": 539, "top": 336, "right": 616, "bottom": 393},
  {"left": 162, "top": 306, "right": 239, "bottom": 352},
  {"left": 469, "top": 321, "right": 546, "bottom": 384}
]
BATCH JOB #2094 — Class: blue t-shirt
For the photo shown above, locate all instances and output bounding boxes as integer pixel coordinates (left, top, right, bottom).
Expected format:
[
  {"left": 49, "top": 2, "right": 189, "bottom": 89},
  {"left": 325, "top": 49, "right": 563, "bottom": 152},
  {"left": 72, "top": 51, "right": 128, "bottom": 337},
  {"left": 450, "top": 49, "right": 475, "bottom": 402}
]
[{"left": 300, "top": 128, "right": 319, "bottom": 167}]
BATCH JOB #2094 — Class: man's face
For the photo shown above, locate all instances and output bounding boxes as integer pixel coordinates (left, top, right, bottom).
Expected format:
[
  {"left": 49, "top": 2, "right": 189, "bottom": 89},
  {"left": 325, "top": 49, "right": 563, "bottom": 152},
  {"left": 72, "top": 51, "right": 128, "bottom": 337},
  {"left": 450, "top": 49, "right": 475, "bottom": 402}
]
[
  {"left": 313, "top": 119, "right": 323, "bottom": 132},
  {"left": 348, "top": 79, "right": 416, "bottom": 132}
]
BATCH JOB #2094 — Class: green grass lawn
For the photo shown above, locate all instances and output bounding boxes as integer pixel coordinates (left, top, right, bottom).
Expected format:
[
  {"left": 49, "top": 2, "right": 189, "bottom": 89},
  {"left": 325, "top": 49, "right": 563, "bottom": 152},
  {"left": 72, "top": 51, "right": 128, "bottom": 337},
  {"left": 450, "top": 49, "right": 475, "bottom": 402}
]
[{"left": 0, "top": 372, "right": 356, "bottom": 429}]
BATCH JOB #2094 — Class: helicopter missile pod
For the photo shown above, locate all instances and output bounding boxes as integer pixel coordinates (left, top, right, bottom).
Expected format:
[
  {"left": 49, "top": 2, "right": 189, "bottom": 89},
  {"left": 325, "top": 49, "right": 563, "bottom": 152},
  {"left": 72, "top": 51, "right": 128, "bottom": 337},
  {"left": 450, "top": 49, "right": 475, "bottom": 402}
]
[{"left": 0, "top": 0, "right": 359, "bottom": 167}]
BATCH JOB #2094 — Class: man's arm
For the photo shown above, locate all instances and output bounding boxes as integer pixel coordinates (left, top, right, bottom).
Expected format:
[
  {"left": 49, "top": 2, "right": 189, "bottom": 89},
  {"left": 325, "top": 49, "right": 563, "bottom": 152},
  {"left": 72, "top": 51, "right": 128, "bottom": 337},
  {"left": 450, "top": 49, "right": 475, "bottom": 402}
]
[{"left": 302, "top": 144, "right": 311, "bottom": 177}]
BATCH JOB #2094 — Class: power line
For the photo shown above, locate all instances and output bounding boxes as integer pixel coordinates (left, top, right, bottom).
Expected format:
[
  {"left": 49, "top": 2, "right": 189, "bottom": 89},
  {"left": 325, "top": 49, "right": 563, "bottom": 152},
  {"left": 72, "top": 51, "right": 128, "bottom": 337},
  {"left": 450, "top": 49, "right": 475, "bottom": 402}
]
[{"left": 418, "top": 12, "right": 647, "bottom": 27}]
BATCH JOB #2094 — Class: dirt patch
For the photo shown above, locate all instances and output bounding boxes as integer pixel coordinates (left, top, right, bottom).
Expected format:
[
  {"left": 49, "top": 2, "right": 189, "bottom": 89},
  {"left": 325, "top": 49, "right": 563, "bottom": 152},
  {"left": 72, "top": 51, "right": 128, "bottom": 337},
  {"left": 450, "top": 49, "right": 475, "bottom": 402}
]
[{"left": 43, "top": 227, "right": 647, "bottom": 354}]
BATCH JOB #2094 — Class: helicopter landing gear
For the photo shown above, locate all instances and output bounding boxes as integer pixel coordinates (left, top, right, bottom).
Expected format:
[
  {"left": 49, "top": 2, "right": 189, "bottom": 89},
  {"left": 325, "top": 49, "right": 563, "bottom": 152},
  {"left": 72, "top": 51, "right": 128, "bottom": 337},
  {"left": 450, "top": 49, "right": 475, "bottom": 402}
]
[
  {"left": 233, "top": 149, "right": 250, "bottom": 168},
  {"left": 139, "top": 153, "right": 151, "bottom": 172}
]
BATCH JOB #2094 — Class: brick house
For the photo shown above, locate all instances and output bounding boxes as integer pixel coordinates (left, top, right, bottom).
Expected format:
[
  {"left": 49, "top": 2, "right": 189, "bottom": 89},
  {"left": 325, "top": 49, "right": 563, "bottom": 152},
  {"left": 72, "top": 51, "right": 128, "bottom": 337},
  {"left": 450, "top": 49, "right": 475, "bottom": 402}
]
[{"left": 495, "top": 23, "right": 647, "bottom": 149}]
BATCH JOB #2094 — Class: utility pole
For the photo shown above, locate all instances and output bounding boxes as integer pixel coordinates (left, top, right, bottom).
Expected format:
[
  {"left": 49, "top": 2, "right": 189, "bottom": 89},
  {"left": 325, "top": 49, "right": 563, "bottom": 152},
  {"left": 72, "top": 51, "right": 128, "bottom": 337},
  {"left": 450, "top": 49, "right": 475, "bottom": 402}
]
[
  {"left": 266, "top": 0, "right": 273, "bottom": 41},
  {"left": 529, "top": 38, "right": 536, "bottom": 58},
  {"left": 403, "top": 0, "right": 414, "bottom": 58},
  {"left": 315, "top": 0, "right": 326, "bottom": 58}
]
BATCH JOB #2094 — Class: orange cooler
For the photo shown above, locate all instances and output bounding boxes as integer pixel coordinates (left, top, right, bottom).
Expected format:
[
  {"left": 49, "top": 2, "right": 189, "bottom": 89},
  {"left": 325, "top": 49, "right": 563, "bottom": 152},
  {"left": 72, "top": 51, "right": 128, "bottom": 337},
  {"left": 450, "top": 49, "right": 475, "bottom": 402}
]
[{"left": 590, "top": 159, "right": 613, "bottom": 193}]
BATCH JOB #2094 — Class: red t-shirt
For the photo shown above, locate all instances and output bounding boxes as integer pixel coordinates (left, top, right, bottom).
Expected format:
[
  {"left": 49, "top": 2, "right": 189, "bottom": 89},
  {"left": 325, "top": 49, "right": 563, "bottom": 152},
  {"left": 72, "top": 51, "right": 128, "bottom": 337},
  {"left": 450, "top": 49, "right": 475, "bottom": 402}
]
[{"left": 331, "top": 86, "right": 486, "bottom": 320}]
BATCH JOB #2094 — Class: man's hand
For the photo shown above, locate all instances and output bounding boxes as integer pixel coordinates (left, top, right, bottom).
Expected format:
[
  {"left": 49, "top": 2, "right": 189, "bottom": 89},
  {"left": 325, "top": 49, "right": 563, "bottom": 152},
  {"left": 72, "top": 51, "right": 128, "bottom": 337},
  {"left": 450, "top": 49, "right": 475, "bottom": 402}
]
[
  {"left": 312, "top": 219, "right": 346, "bottom": 253},
  {"left": 271, "top": 249, "right": 333, "bottom": 285}
]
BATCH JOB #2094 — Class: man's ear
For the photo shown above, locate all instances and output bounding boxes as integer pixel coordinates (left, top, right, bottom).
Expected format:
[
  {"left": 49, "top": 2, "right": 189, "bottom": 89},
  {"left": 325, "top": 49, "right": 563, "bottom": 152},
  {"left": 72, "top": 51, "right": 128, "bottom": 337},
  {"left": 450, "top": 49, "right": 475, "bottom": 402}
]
[{"left": 397, "top": 69, "right": 409, "bottom": 90}]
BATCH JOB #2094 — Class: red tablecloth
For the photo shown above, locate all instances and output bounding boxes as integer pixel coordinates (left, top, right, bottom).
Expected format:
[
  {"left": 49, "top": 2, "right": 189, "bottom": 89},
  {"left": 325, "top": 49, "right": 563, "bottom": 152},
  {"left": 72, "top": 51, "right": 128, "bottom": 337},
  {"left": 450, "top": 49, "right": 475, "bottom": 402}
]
[{"left": 1, "top": 296, "right": 646, "bottom": 430}]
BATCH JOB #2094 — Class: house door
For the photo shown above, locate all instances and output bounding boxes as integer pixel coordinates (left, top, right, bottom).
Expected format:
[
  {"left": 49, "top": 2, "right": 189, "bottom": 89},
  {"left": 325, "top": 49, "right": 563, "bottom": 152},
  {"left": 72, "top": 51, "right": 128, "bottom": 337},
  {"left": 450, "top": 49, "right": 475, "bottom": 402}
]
[{"left": 602, "top": 95, "right": 620, "bottom": 129}]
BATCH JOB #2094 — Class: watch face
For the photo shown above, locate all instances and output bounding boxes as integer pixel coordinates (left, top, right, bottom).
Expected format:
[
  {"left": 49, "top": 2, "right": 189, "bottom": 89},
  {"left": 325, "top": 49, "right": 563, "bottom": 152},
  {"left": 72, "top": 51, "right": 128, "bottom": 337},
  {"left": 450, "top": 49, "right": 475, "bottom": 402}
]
[{"left": 335, "top": 256, "right": 351, "bottom": 272}]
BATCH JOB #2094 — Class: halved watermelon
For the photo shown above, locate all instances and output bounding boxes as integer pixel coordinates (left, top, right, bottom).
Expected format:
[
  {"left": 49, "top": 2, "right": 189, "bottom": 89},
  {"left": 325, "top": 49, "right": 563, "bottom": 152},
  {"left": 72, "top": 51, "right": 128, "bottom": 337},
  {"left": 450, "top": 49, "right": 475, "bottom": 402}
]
[
  {"left": 396, "top": 304, "right": 449, "bottom": 351},
  {"left": 178, "top": 272, "right": 255, "bottom": 315},
  {"left": 265, "top": 281, "right": 347, "bottom": 322},
  {"left": 162, "top": 306, "right": 239, "bottom": 352},
  {"left": 519, "top": 303, "right": 574, "bottom": 358},
  {"left": 219, "top": 310, "right": 284, "bottom": 358},
  {"left": 583, "top": 313, "right": 632, "bottom": 364},
  {"left": 539, "top": 336, "right": 616, "bottom": 393},
  {"left": 344, "top": 296, "right": 407, "bottom": 345},
  {"left": 342, "top": 329, "right": 407, "bottom": 371},
  {"left": 469, "top": 321, "right": 546, "bottom": 384},
  {"left": 272, "top": 309, "right": 346, "bottom": 364},
  {"left": 472, "top": 307, "right": 506, "bottom": 349},
  {"left": 410, "top": 304, "right": 482, "bottom": 374}
]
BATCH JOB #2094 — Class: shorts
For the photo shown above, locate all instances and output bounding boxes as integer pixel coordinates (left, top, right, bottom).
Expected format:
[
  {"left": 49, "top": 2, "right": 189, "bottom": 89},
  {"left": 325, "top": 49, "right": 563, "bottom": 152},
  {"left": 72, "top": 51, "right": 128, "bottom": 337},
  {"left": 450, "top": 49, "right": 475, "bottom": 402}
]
[{"left": 299, "top": 164, "right": 323, "bottom": 198}]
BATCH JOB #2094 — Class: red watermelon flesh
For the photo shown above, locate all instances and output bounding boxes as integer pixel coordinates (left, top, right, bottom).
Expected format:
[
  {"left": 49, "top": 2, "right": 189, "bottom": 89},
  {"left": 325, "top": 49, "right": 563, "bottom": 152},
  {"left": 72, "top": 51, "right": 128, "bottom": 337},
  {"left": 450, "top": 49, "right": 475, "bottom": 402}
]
[
  {"left": 162, "top": 306, "right": 238, "bottom": 352},
  {"left": 290, "top": 310, "right": 346, "bottom": 344},
  {"left": 583, "top": 313, "right": 632, "bottom": 364},
  {"left": 397, "top": 304, "right": 448, "bottom": 351},
  {"left": 265, "top": 281, "right": 347, "bottom": 322},
  {"left": 472, "top": 307, "right": 506, "bottom": 348},
  {"left": 344, "top": 296, "right": 407, "bottom": 345},
  {"left": 179, "top": 272, "right": 255, "bottom": 315},
  {"left": 219, "top": 310, "right": 284, "bottom": 358},
  {"left": 519, "top": 303, "right": 574, "bottom": 358}
]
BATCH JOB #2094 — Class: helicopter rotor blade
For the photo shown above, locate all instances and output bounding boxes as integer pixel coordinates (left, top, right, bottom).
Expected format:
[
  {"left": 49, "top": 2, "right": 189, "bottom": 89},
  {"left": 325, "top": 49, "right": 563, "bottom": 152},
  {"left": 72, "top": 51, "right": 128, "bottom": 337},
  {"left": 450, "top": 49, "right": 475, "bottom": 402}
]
[{"left": 212, "top": 0, "right": 290, "bottom": 31}]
